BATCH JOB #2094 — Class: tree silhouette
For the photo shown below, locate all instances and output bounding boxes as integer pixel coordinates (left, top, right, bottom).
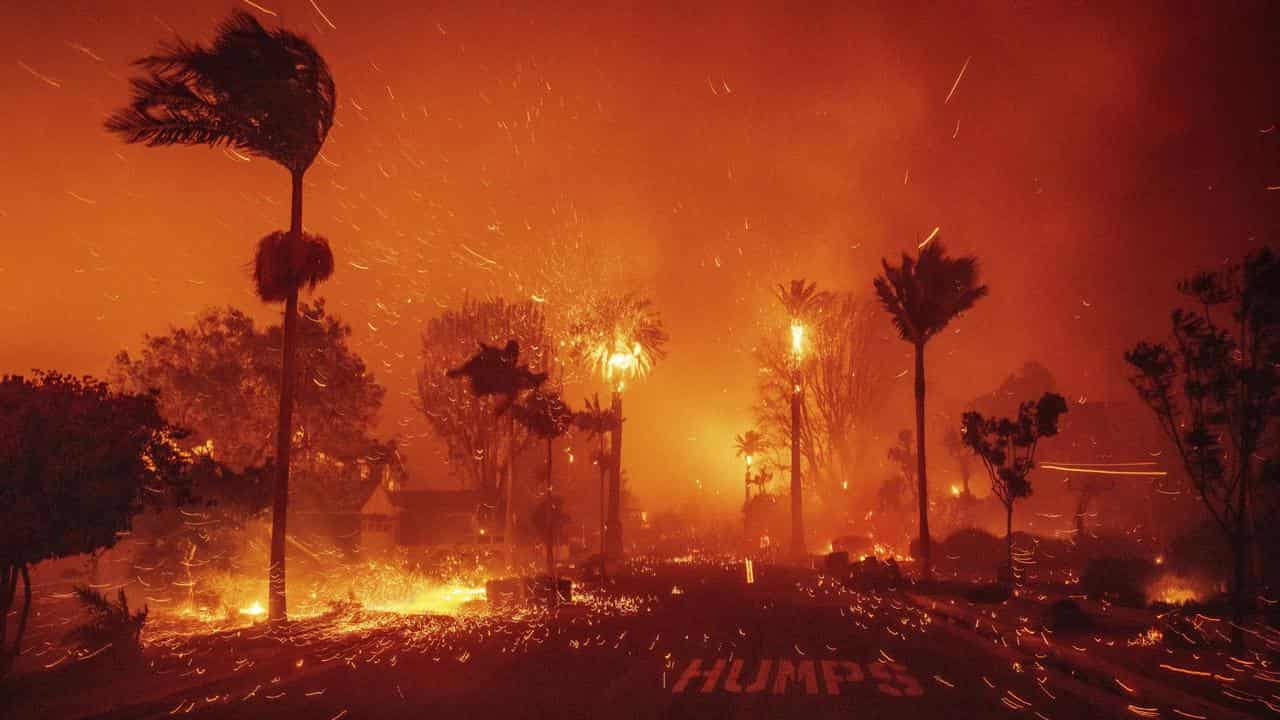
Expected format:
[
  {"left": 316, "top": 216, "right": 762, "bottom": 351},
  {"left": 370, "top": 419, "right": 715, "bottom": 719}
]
[
  {"left": 733, "top": 429, "right": 767, "bottom": 497},
  {"left": 565, "top": 292, "right": 668, "bottom": 557},
  {"left": 513, "top": 389, "right": 575, "bottom": 582},
  {"left": 111, "top": 303, "right": 388, "bottom": 515},
  {"left": 576, "top": 395, "right": 620, "bottom": 564},
  {"left": 771, "top": 279, "right": 832, "bottom": 557},
  {"left": 961, "top": 393, "right": 1068, "bottom": 582},
  {"left": 420, "top": 298, "right": 553, "bottom": 497},
  {"left": 1126, "top": 247, "right": 1280, "bottom": 650},
  {"left": 106, "top": 10, "right": 337, "bottom": 624},
  {"left": 884, "top": 429, "right": 918, "bottom": 510},
  {"left": 754, "top": 294, "right": 889, "bottom": 505},
  {"left": 447, "top": 334, "right": 550, "bottom": 567},
  {"left": 0, "top": 372, "right": 192, "bottom": 675},
  {"left": 874, "top": 240, "right": 988, "bottom": 580}
]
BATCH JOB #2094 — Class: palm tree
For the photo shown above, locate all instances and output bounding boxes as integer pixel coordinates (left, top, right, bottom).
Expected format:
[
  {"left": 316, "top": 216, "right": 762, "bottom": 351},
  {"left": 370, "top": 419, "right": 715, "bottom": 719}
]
[
  {"left": 565, "top": 292, "right": 668, "bottom": 558},
  {"left": 576, "top": 395, "right": 620, "bottom": 569},
  {"left": 514, "top": 389, "right": 575, "bottom": 590},
  {"left": 107, "top": 11, "right": 336, "bottom": 623},
  {"left": 733, "top": 430, "right": 767, "bottom": 502},
  {"left": 773, "top": 280, "right": 831, "bottom": 557},
  {"left": 874, "top": 240, "right": 987, "bottom": 580}
]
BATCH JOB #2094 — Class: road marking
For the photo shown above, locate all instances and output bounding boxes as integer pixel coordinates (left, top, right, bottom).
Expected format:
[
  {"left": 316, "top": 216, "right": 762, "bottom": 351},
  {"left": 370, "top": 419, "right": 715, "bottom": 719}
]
[{"left": 671, "top": 658, "right": 924, "bottom": 697}]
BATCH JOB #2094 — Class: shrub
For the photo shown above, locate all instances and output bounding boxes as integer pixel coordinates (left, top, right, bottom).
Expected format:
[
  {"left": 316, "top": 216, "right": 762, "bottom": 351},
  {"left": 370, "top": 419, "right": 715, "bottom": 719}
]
[
  {"left": 935, "top": 528, "right": 1002, "bottom": 575},
  {"left": 1045, "top": 599, "right": 1093, "bottom": 632},
  {"left": 1081, "top": 555, "right": 1155, "bottom": 607},
  {"left": 965, "top": 582, "right": 1012, "bottom": 604},
  {"left": 64, "top": 586, "right": 147, "bottom": 662}
]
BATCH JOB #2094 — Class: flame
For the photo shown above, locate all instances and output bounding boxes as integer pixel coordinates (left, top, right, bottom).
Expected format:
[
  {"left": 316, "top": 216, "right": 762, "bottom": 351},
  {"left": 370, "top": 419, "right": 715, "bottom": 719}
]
[
  {"left": 789, "top": 320, "right": 805, "bottom": 358},
  {"left": 1147, "top": 574, "right": 1204, "bottom": 606},
  {"left": 950, "top": 484, "right": 961, "bottom": 497},
  {"left": 238, "top": 600, "right": 265, "bottom": 617},
  {"left": 592, "top": 340, "right": 649, "bottom": 389}
]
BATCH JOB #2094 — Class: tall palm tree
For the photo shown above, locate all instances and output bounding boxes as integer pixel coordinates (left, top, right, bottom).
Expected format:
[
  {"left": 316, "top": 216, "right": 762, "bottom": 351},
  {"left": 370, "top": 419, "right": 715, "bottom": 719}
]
[
  {"left": 576, "top": 395, "right": 620, "bottom": 568},
  {"left": 514, "top": 390, "right": 574, "bottom": 590},
  {"left": 874, "top": 240, "right": 987, "bottom": 580},
  {"left": 773, "top": 280, "right": 831, "bottom": 557},
  {"left": 107, "top": 11, "right": 336, "bottom": 623},
  {"left": 565, "top": 292, "right": 668, "bottom": 558}
]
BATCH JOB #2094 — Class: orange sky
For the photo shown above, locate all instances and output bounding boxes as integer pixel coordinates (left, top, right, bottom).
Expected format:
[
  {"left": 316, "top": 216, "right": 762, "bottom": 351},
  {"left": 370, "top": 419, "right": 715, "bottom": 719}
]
[{"left": 1, "top": 1, "right": 1276, "bottom": 511}]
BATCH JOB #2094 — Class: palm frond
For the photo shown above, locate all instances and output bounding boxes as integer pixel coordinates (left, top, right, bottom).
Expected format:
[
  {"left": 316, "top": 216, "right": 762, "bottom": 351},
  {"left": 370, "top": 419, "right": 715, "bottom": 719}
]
[
  {"left": 873, "top": 239, "right": 987, "bottom": 344},
  {"left": 107, "top": 10, "right": 335, "bottom": 173}
]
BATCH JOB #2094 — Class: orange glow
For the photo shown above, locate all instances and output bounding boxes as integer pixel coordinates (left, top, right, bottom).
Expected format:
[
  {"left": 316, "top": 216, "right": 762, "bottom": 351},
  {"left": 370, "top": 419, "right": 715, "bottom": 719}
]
[{"left": 789, "top": 321, "right": 805, "bottom": 359}]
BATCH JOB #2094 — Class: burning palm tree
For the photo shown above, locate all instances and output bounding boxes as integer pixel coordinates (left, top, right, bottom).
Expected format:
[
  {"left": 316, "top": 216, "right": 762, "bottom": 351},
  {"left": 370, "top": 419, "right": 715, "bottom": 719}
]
[
  {"left": 106, "top": 11, "right": 336, "bottom": 623},
  {"left": 773, "top": 280, "right": 831, "bottom": 557},
  {"left": 874, "top": 240, "right": 987, "bottom": 580},
  {"left": 566, "top": 292, "right": 668, "bottom": 558}
]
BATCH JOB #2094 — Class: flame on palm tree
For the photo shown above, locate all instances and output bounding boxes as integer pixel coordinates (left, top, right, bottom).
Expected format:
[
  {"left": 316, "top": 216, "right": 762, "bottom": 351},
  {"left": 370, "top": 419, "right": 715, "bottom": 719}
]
[{"left": 566, "top": 292, "right": 668, "bottom": 391}]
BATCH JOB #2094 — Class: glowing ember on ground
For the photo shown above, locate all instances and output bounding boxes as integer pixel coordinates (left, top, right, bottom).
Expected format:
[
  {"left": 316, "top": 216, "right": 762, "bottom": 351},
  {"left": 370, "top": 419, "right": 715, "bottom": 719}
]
[
  {"left": 364, "top": 583, "right": 487, "bottom": 615},
  {"left": 1147, "top": 574, "right": 1204, "bottom": 606}
]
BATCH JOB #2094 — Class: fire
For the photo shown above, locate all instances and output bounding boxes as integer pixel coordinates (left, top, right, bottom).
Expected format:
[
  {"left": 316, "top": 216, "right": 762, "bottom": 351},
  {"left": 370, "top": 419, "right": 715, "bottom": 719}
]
[
  {"left": 1147, "top": 574, "right": 1204, "bottom": 606},
  {"left": 949, "top": 484, "right": 961, "bottom": 497},
  {"left": 364, "top": 583, "right": 487, "bottom": 615},
  {"left": 789, "top": 321, "right": 805, "bottom": 358},
  {"left": 239, "top": 600, "right": 265, "bottom": 617}
]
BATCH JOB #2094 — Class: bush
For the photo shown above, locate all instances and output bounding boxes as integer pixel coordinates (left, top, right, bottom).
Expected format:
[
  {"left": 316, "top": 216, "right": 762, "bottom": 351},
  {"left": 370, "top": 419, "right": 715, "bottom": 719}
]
[
  {"left": 1045, "top": 599, "right": 1093, "bottom": 632},
  {"left": 934, "top": 528, "right": 1002, "bottom": 575},
  {"left": 1081, "top": 555, "right": 1155, "bottom": 607},
  {"left": 64, "top": 586, "right": 147, "bottom": 662},
  {"left": 965, "top": 582, "right": 1012, "bottom": 604}
]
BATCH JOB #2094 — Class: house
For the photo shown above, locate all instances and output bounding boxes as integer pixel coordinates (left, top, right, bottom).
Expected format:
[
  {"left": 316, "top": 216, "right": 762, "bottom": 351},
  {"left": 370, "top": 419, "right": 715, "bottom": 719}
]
[{"left": 359, "top": 485, "right": 487, "bottom": 552}]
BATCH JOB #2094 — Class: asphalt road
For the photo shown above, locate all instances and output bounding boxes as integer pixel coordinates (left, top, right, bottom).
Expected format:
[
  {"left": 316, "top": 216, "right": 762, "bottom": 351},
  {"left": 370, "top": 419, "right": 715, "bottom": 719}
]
[{"left": 28, "top": 562, "right": 1117, "bottom": 720}]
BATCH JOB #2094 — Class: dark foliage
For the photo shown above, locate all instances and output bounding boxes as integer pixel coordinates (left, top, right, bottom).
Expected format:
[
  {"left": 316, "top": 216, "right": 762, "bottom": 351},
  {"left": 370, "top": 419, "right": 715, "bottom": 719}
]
[
  {"left": 961, "top": 392, "right": 1068, "bottom": 580},
  {"left": 0, "top": 372, "right": 190, "bottom": 672},
  {"left": 105, "top": 10, "right": 335, "bottom": 174},
  {"left": 875, "top": 239, "right": 989, "bottom": 579},
  {"left": 64, "top": 587, "right": 148, "bottom": 663},
  {"left": 253, "top": 231, "right": 334, "bottom": 303},
  {"left": 1081, "top": 555, "right": 1156, "bottom": 608},
  {"left": 1045, "top": 599, "right": 1093, "bottom": 632},
  {"left": 1125, "top": 246, "right": 1280, "bottom": 647}
]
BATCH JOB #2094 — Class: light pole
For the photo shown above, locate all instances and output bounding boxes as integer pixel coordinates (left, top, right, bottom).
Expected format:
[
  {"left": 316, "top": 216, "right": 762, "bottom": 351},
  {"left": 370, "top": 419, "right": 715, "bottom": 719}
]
[{"left": 789, "top": 320, "right": 806, "bottom": 558}]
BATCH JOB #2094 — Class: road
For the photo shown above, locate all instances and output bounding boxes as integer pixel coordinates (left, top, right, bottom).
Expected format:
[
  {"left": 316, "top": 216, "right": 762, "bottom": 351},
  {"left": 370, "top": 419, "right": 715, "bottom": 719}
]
[{"left": 17, "top": 561, "right": 1116, "bottom": 720}]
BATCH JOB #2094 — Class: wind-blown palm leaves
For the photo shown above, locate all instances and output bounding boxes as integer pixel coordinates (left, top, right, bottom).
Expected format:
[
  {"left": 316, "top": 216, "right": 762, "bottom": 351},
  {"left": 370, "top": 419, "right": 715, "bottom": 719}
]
[
  {"left": 565, "top": 293, "right": 669, "bottom": 389},
  {"left": 874, "top": 239, "right": 988, "bottom": 580},
  {"left": 107, "top": 11, "right": 337, "bottom": 623},
  {"left": 104, "top": 11, "right": 334, "bottom": 173},
  {"left": 514, "top": 389, "right": 574, "bottom": 580},
  {"left": 734, "top": 430, "right": 767, "bottom": 464},
  {"left": 873, "top": 241, "right": 987, "bottom": 347},
  {"left": 575, "top": 394, "right": 621, "bottom": 438},
  {"left": 774, "top": 279, "right": 832, "bottom": 325}
]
